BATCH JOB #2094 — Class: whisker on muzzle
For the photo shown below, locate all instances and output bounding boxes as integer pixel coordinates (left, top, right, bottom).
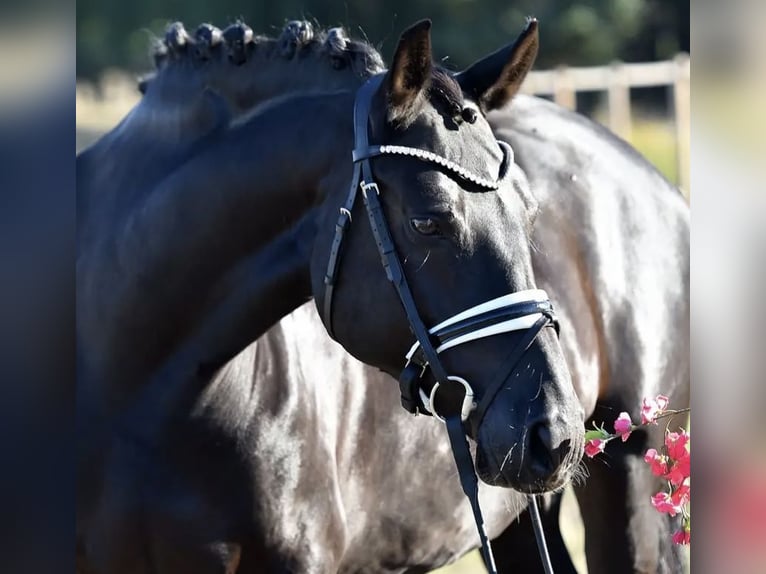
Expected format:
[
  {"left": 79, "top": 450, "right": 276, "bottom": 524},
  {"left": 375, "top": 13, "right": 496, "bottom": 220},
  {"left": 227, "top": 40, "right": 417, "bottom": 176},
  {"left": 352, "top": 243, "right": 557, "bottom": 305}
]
[
  {"left": 491, "top": 441, "right": 517, "bottom": 484},
  {"left": 503, "top": 492, "right": 526, "bottom": 518},
  {"left": 569, "top": 458, "right": 590, "bottom": 488}
]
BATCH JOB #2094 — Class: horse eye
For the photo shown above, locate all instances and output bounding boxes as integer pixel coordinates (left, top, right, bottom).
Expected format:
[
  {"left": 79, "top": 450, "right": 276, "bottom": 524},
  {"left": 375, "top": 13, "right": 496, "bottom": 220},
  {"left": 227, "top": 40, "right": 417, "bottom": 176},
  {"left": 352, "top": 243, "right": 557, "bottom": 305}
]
[
  {"left": 461, "top": 107, "right": 478, "bottom": 124},
  {"left": 410, "top": 217, "right": 441, "bottom": 236}
]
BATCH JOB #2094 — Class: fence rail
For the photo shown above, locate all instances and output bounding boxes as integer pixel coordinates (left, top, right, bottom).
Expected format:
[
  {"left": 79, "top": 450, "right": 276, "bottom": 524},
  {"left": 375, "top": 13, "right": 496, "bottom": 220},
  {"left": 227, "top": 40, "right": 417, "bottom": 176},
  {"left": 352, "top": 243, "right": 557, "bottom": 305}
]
[{"left": 521, "top": 53, "right": 691, "bottom": 193}]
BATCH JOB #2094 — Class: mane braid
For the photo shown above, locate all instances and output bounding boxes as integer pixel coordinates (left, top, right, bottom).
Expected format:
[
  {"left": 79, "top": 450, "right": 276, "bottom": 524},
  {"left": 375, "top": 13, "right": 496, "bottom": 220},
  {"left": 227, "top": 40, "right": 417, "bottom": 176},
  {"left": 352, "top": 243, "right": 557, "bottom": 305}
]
[{"left": 140, "top": 19, "right": 385, "bottom": 95}]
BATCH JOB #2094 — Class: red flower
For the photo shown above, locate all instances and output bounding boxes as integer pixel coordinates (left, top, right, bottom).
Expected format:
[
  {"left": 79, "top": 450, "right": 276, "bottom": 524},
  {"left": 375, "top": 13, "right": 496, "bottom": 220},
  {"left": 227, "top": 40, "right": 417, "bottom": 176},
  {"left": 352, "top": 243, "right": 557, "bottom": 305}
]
[
  {"left": 671, "top": 481, "right": 690, "bottom": 508},
  {"left": 665, "top": 430, "right": 690, "bottom": 461},
  {"left": 663, "top": 431, "right": 690, "bottom": 486},
  {"left": 665, "top": 465, "right": 686, "bottom": 486},
  {"left": 584, "top": 438, "right": 607, "bottom": 458},
  {"left": 640, "top": 394, "right": 670, "bottom": 424},
  {"left": 672, "top": 528, "right": 690, "bottom": 545},
  {"left": 614, "top": 412, "right": 633, "bottom": 442},
  {"left": 665, "top": 454, "right": 690, "bottom": 486},
  {"left": 651, "top": 492, "right": 683, "bottom": 516},
  {"left": 644, "top": 448, "right": 669, "bottom": 477},
  {"left": 674, "top": 451, "right": 690, "bottom": 478}
]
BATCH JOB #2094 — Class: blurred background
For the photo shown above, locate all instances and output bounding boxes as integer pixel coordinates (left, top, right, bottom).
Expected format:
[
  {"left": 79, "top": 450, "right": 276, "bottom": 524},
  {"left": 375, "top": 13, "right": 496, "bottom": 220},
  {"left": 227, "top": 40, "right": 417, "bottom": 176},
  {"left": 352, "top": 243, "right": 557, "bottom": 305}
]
[
  {"left": 692, "top": 2, "right": 766, "bottom": 574},
  {"left": 0, "top": 4, "right": 73, "bottom": 574},
  {"left": 77, "top": 0, "right": 689, "bottom": 79}
]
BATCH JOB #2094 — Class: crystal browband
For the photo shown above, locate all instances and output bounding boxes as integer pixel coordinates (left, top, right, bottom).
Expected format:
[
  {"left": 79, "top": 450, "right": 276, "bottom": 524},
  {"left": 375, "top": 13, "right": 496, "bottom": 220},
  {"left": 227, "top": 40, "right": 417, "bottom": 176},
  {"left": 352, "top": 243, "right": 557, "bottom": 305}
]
[{"left": 352, "top": 142, "right": 514, "bottom": 190}]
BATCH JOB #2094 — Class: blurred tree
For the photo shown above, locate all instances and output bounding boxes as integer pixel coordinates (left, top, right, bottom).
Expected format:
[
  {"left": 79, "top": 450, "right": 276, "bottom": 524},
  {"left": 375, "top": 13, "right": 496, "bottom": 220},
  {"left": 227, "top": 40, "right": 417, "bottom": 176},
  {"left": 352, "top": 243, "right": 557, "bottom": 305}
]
[{"left": 76, "top": 0, "right": 689, "bottom": 81}]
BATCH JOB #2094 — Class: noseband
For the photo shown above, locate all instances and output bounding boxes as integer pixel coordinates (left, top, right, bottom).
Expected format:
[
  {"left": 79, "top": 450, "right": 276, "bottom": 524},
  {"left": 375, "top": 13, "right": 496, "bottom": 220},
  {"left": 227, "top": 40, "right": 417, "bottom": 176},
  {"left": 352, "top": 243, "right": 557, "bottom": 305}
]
[{"left": 321, "top": 74, "right": 558, "bottom": 574}]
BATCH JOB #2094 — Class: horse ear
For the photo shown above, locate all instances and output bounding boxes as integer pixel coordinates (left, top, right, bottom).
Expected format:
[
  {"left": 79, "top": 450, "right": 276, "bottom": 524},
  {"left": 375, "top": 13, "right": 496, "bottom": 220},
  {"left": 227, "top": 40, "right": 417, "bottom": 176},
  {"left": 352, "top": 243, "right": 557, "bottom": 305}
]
[
  {"left": 456, "top": 18, "right": 539, "bottom": 113},
  {"left": 386, "top": 19, "right": 433, "bottom": 125}
]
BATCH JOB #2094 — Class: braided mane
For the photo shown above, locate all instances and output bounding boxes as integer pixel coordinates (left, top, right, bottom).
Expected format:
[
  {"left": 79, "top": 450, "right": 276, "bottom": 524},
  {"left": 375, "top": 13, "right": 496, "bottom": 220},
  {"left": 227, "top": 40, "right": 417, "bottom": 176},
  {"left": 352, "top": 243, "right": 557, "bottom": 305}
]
[{"left": 138, "top": 20, "right": 385, "bottom": 97}]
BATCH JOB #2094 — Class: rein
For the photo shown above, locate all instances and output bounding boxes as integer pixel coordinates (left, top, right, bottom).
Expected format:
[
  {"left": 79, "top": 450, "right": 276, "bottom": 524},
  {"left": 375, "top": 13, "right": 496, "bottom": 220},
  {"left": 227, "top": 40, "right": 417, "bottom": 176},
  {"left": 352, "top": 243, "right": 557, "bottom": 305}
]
[{"left": 321, "top": 74, "right": 557, "bottom": 574}]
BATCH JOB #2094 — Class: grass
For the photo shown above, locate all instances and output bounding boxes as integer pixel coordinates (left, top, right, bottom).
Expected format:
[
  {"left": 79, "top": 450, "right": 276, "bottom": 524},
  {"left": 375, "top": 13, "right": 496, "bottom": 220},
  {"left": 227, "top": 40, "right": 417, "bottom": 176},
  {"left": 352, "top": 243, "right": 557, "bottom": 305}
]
[{"left": 629, "top": 119, "right": 679, "bottom": 186}]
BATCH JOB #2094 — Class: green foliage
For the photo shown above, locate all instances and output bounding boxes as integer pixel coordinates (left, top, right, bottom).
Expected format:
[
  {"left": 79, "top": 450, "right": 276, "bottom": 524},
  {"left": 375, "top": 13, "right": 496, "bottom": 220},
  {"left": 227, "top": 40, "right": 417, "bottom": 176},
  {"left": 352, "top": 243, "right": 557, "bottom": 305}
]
[{"left": 76, "top": 0, "right": 689, "bottom": 80}]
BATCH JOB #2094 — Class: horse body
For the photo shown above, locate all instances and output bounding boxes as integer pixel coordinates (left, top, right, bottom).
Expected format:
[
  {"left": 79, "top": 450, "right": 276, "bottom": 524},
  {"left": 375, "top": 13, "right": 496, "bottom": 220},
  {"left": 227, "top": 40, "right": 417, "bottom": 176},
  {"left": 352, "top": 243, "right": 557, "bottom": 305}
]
[
  {"left": 82, "top": 303, "right": 525, "bottom": 574},
  {"left": 492, "top": 95, "right": 689, "bottom": 570},
  {"left": 77, "top": 18, "right": 689, "bottom": 574},
  {"left": 78, "top": 88, "right": 544, "bottom": 574},
  {"left": 492, "top": 93, "right": 690, "bottom": 414}
]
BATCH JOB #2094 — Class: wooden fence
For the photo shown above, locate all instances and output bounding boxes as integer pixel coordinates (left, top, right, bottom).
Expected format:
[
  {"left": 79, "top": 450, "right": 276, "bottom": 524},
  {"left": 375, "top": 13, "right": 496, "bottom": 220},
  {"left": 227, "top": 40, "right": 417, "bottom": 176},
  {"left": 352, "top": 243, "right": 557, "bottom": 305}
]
[
  {"left": 76, "top": 54, "right": 691, "bottom": 192},
  {"left": 521, "top": 53, "right": 691, "bottom": 193}
]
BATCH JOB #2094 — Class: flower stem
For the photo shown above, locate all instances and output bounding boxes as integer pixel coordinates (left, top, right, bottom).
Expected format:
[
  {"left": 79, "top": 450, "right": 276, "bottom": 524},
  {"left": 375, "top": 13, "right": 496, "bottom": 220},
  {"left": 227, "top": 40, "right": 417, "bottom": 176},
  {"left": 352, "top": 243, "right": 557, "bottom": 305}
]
[{"left": 655, "top": 408, "right": 690, "bottom": 420}]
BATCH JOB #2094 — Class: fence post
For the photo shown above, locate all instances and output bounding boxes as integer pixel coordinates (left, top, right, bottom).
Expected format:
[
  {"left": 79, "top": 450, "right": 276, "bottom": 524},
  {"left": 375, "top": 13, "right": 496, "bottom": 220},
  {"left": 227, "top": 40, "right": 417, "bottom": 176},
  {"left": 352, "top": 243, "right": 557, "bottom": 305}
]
[
  {"left": 607, "top": 61, "right": 632, "bottom": 141},
  {"left": 553, "top": 65, "right": 576, "bottom": 110},
  {"left": 673, "top": 53, "right": 691, "bottom": 195}
]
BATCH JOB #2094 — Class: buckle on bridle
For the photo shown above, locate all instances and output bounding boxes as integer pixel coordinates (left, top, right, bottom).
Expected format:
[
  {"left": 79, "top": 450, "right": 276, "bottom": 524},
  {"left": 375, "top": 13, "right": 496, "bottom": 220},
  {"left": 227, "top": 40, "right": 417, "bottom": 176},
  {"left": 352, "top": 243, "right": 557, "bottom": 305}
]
[
  {"left": 360, "top": 181, "right": 379, "bottom": 195},
  {"left": 399, "top": 360, "right": 428, "bottom": 415},
  {"left": 425, "top": 376, "right": 477, "bottom": 423}
]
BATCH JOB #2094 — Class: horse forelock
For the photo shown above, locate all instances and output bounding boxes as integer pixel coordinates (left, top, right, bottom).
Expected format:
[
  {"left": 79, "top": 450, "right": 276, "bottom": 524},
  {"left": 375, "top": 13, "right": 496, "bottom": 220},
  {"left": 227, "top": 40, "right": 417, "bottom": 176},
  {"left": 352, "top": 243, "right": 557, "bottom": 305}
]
[
  {"left": 428, "top": 67, "right": 465, "bottom": 116},
  {"left": 384, "top": 66, "right": 469, "bottom": 131}
]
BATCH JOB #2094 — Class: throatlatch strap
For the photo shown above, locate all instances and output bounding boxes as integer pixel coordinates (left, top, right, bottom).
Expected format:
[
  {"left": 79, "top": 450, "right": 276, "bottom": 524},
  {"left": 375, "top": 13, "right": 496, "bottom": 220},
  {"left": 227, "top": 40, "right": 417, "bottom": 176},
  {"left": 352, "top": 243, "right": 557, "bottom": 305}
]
[
  {"left": 446, "top": 415, "right": 497, "bottom": 574},
  {"left": 323, "top": 161, "right": 362, "bottom": 338}
]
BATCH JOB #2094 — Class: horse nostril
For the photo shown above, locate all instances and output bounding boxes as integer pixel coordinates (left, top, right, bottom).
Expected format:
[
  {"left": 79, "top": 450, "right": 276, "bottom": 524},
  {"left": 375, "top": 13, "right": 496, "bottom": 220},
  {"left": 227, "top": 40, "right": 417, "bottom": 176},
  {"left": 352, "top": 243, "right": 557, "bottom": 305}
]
[{"left": 527, "top": 422, "right": 556, "bottom": 477}]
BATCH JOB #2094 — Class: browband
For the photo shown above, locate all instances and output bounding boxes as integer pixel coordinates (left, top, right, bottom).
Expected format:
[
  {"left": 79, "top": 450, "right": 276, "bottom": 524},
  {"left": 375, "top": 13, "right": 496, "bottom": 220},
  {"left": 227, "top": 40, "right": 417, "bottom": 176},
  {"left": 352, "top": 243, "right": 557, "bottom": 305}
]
[{"left": 351, "top": 141, "right": 514, "bottom": 190}]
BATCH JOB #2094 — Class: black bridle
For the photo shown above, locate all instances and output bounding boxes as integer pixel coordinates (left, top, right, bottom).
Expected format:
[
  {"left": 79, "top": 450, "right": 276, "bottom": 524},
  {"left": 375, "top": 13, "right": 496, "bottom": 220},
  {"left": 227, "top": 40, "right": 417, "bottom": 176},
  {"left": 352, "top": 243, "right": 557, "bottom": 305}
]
[{"left": 321, "top": 74, "right": 558, "bottom": 574}]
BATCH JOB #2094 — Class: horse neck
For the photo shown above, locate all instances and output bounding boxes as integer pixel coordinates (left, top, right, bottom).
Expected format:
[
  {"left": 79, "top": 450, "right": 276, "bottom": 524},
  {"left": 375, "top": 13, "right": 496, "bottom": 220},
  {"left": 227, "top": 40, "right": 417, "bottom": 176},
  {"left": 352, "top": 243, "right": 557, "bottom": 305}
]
[
  {"left": 119, "top": 91, "right": 353, "bottom": 280},
  {"left": 80, "top": 212, "right": 319, "bottom": 451},
  {"left": 101, "top": 213, "right": 316, "bottom": 430},
  {"left": 78, "top": 23, "right": 382, "bottom": 225},
  {"left": 79, "top": 92, "right": 353, "bottom": 419}
]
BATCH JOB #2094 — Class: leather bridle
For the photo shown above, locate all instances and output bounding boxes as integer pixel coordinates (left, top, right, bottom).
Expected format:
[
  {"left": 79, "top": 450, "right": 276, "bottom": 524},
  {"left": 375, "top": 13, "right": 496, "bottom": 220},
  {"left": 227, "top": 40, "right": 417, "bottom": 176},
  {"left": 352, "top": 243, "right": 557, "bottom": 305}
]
[{"left": 320, "top": 74, "right": 558, "bottom": 574}]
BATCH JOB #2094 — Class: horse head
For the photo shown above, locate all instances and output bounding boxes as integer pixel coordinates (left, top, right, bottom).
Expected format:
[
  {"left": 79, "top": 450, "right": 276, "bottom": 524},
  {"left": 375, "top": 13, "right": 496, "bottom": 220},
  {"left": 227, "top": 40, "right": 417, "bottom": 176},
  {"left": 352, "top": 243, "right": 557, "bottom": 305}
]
[{"left": 311, "top": 19, "right": 584, "bottom": 493}]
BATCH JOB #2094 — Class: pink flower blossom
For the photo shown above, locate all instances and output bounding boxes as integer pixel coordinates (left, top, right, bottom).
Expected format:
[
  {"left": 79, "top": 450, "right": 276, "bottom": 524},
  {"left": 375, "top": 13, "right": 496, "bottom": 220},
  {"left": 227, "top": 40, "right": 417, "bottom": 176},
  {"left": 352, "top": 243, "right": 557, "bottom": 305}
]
[
  {"left": 640, "top": 394, "right": 670, "bottom": 424},
  {"left": 614, "top": 412, "right": 633, "bottom": 441},
  {"left": 671, "top": 481, "right": 690, "bottom": 508},
  {"left": 644, "top": 448, "right": 669, "bottom": 477},
  {"left": 664, "top": 455, "right": 690, "bottom": 486},
  {"left": 589, "top": 397, "right": 691, "bottom": 548},
  {"left": 665, "top": 465, "right": 686, "bottom": 486},
  {"left": 663, "top": 432, "right": 690, "bottom": 485},
  {"left": 665, "top": 430, "right": 690, "bottom": 460},
  {"left": 672, "top": 528, "right": 690, "bottom": 545},
  {"left": 675, "top": 452, "right": 690, "bottom": 478},
  {"left": 651, "top": 492, "right": 683, "bottom": 516},
  {"left": 584, "top": 438, "right": 607, "bottom": 458}
]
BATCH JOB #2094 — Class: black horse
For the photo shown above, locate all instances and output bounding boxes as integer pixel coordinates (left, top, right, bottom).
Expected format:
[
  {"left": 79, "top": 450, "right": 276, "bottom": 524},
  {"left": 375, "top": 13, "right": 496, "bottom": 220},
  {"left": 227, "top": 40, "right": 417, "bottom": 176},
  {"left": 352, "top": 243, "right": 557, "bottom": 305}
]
[{"left": 78, "top": 18, "right": 685, "bottom": 569}]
